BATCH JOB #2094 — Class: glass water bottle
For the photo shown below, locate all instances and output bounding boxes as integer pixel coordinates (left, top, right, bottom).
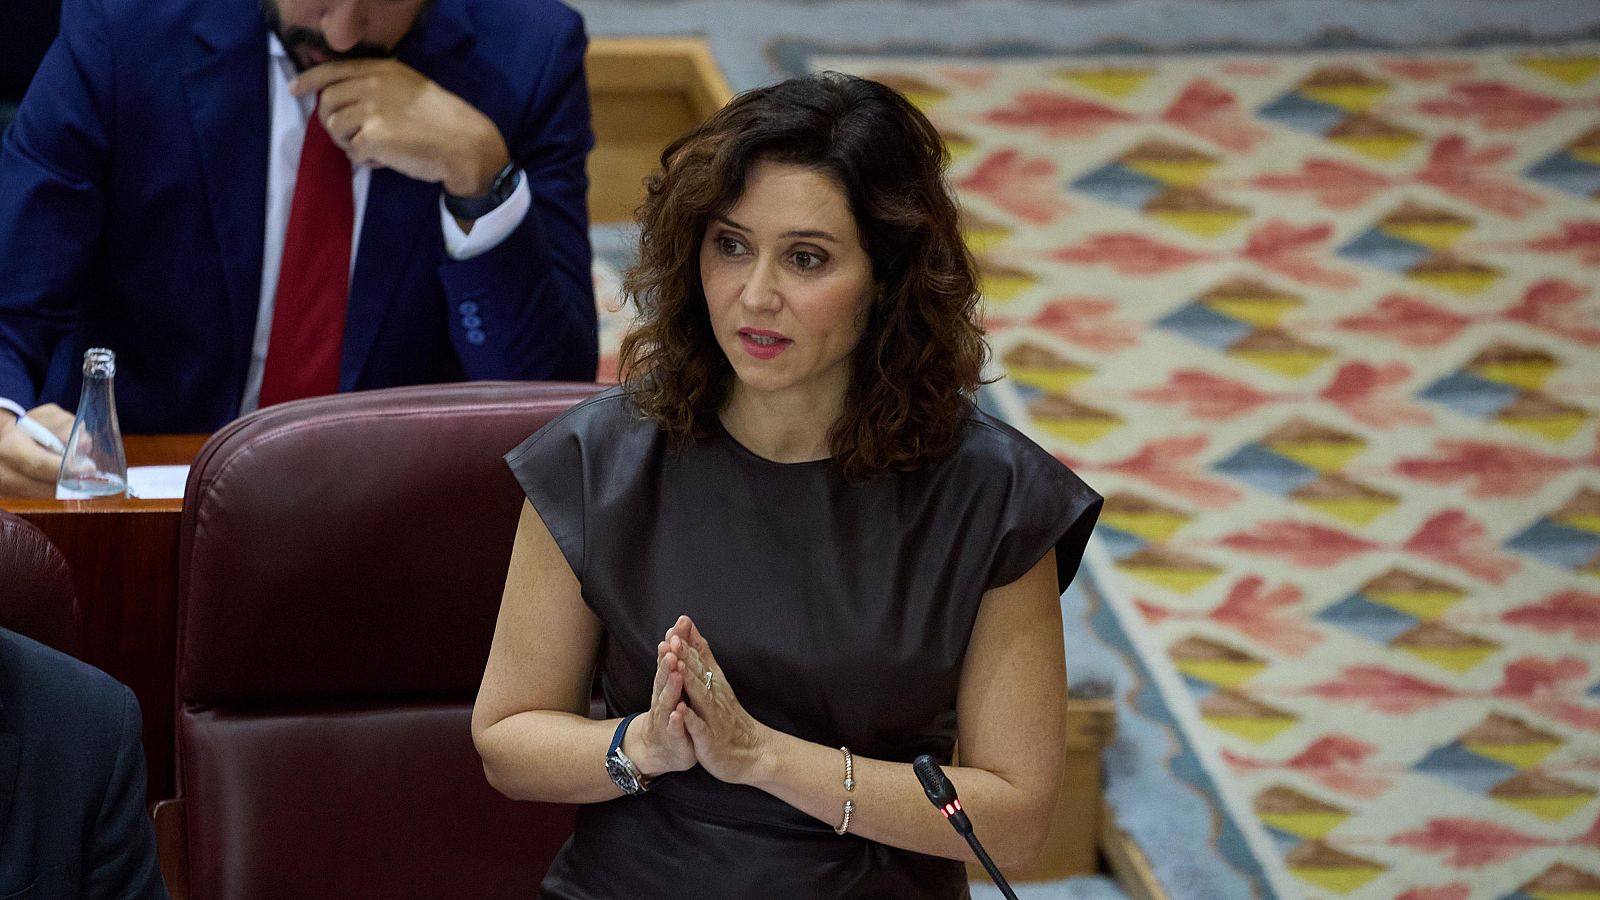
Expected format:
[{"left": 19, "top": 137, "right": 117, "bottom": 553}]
[{"left": 55, "top": 347, "right": 128, "bottom": 499}]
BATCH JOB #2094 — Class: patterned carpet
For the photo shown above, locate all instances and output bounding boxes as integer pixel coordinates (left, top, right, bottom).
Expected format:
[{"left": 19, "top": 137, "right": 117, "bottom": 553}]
[
  {"left": 590, "top": 43, "right": 1600, "bottom": 899},
  {"left": 789, "top": 45, "right": 1600, "bottom": 900}
]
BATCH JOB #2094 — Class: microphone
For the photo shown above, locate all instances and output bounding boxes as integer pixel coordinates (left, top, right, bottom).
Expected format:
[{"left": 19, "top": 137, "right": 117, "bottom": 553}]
[{"left": 913, "top": 754, "right": 1018, "bottom": 900}]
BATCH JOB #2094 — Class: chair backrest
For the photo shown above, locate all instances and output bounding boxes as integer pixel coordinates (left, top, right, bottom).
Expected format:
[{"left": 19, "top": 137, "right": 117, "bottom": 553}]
[
  {"left": 0, "top": 510, "right": 82, "bottom": 657},
  {"left": 171, "top": 381, "right": 604, "bottom": 900}
]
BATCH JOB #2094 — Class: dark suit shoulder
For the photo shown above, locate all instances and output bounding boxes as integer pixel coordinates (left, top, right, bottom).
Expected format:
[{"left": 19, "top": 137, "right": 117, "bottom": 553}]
[{"left": 0, "top": 628, "right": 132, "bottom": 744}]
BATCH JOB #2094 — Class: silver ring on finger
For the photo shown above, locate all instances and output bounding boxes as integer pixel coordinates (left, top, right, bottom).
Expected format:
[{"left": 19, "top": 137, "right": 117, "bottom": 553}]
[{"left": 703, "top": 670, "right": 715, "bottom": 692}]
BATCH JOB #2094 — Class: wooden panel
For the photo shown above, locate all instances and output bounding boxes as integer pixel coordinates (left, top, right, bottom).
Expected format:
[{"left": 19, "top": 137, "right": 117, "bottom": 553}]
[
  {"left": 585, "top": 37, "right": 732, "bottom": 224},
  {"left": 966, "top": 697, "right": 1117, "bottom": 882},
  {"left": 1, "top": 434, "right": 208, "bottom": 802}
]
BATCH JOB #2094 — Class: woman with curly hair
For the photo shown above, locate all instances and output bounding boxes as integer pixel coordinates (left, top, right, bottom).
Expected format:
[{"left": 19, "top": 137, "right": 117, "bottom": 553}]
[{"left": 472, "top": 72, "right": 1100, "bottom": 897}]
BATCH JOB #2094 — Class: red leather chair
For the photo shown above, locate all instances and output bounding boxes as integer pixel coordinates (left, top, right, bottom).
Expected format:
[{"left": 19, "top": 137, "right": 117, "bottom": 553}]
[
  {"left": 154, "top": 381, "right": 605, "bottom": 900},
  {"left": 0, "top": 509, "right": 82, "bottom": 657}
]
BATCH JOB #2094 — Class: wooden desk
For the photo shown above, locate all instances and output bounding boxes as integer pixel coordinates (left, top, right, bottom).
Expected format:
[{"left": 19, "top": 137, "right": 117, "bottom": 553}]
[{"left": 2, "top": 434, "right": 209, "bottom": 801}]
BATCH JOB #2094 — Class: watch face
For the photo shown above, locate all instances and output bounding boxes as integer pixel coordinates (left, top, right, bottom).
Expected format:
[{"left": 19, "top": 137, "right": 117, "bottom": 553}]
[{"left": 606, "top": 752, "right": 642, "bottom": 794}]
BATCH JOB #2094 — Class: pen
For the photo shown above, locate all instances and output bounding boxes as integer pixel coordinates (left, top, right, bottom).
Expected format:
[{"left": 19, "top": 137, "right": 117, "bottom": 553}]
[{"left": 16, "top": 414, "right": 67, "bottom": 455}]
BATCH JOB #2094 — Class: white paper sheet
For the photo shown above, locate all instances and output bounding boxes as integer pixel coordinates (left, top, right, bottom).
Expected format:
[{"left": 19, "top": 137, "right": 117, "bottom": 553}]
[{"left": 126, "top": 465, "right": 190, "bottom": 500}]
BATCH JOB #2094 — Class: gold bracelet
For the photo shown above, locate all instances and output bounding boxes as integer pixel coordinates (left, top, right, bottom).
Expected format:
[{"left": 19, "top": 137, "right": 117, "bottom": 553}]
[{"left": 834, "top": 746, "right": 855, "bottom": 835}]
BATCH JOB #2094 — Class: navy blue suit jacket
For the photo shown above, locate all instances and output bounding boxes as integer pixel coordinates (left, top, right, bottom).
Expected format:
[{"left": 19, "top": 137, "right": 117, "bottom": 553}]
[
  {"left": 0, "top": 0, "right": 597, "bottom": 433},
  {"left": 0, "top": 629, "right": 168, "bottom": 899}
]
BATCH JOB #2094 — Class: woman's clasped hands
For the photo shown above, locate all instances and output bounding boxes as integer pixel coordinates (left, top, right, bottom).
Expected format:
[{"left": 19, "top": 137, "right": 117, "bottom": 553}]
[{"left": 625, "top": 614, "right": 774, "bottom": 786}]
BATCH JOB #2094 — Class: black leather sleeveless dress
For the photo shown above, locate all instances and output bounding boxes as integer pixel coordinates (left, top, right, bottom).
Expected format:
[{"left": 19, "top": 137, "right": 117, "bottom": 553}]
[{"left": 505, "top": 387, "right": 1100, "bottom": 899}]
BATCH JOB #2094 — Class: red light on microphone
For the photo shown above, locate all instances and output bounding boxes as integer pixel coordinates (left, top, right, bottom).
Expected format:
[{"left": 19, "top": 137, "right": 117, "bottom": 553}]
[{"left": 941, "top": 799, "right": 962, "bottom": 818}]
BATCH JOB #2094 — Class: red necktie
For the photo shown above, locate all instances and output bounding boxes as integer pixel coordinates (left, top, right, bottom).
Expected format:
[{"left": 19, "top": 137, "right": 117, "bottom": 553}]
[{"left": 258, "top": 100, "right": 352, "bottom": 407}]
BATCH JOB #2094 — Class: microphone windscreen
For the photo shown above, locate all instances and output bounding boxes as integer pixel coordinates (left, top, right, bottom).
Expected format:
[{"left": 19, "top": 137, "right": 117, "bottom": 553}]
[{"left": 913, "top": 754, "right": 957, "bottom": 806}]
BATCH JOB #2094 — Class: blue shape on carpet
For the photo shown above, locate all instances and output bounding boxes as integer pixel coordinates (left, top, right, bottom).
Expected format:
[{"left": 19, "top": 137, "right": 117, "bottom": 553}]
[
  {"left": 1414, "top": 742, "right": 1516, "bottom": 794},
  {"left": 1316, "top": 592, "right": 1419, "bottom": 644},
  {"left": 1257, "top": 91, "right": 1347, "bottom": 134},
  {"left": 1158, "top": 302, "right": 1254, "bottom": 349},
  {"left": 1419, "top": 370, "right": 1520, "bottom": 419},
  {"left": 1507, "top": 518, "right": 1600, "bottom": 571},
  {"left": 1526, "top": 151, "right": 1600, "bottom": 198},
  {"left": 1071, "top": 162, "right": 1166, "bottom": 208},
  {"left": 1214, "top": 444, "right": 1321, "bottom": 495},
  {"left": 1263, "top": 825, "right": 1304, "bottom": 856},
  {"left": 1069, "top": 566, "right": 1280, "bottom": 898},
  {"left": 1338, "top": 228, "right": 1431, "bottom": 273},
  {"left": 1095, "top": 524, "right": 1147, "bottom": 560}
]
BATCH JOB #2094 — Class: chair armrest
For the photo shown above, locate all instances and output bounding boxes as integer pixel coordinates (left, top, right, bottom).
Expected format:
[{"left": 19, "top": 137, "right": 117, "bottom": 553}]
[{"left": 152, "top": 797, "right": 188, "bottom": 900}]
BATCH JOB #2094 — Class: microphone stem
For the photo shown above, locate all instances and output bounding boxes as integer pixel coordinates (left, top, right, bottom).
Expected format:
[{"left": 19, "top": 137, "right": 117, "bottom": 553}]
[{"left": 964, "top": 832, "right": 1019, "bottom": 900}]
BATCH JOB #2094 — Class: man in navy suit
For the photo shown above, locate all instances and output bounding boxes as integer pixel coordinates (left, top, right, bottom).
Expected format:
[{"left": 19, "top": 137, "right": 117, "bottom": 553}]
[
  {"left": 0, "top": 627, "right": 168, "bottom": 898},
  {"left": 0, "top": 0, "right": 597, "bottom": 496}
]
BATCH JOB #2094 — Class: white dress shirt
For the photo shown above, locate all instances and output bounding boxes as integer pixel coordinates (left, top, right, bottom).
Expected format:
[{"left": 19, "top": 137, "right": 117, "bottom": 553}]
[{"left": 0, "top": 35, "right": 532, "bottom": 423}]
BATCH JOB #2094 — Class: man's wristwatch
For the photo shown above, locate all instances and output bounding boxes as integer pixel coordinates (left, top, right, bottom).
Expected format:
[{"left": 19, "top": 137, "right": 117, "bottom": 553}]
[
  {"left": 605, "top": 713, "right": 653, "bottom": 796},
  {"left": 444, "top": 160, "right": 520, "bottom": 221}
]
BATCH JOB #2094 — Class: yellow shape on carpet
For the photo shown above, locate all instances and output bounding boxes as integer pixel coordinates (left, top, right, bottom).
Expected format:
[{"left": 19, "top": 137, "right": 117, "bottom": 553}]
[
  {"left": 1034, "top": 417, "right": 1121, "bottom": 445},
  {"left": 1268, "top": 441, "right": 1364, "bottom": 474},
  {"left": 1175, "top": 659, "right": 1266, "bottom": 689},
  {"left": 1150, "top": 209, "right": 1250, "bottom": 238},
  {"left": 1007, "top": 366, "right": 1093, "bottom": 395},
  {"left": 1382, "top": 220, "right": 1473, "bottom": 250},
  {"left": 1398, "top": 644, "right": 1497, "bottom": 673},
  {"left": 1517, "top": 55, "right": 1600, "bottom": 85},
  {"left": 1261, "top": 811, "right": 1347, "bottom": 840},
  {"left": 1230, "top": 348, "right": 1332, "bottom": 378},
  {"left": 1291, "top": 864, "right": 1385, "bottom": 894},
  {"left": 1118, "top": 564, "right": 1220, "bottom": 593},
  {"left": 1329, "top": 132, "right": 1419, "bottom": 161},
  {"left": 1100, "top": 510, "right": 1189, "bottom": 543},
  {"left": 1500, "top": 412, "right": 1588, "bottom": 443},
  {"left": 1473, "top": 359, "right": 1558, "bottom": 391},
  {"left": 1206, "top": 714, "right": 1296, "bottom": 742},
  {"left": 1500, "top": 794, "right": 1595, "bottom": 822},
  {"left": 1406, "top": 265, "right": 1500, "bottom": 296},
  {"left": 1205, "top": 297, "right": 1299, "bottom": 327},
  {"left": 1298, "top": 495, "right": 1397, "bottom": 527},
  {"left": 1465, "top": 739, "right": 1560, "bottom": 770},
  {"left": 1057, "top": 67, "right": 1153, "bottom": 98},
  {"left": 1367, "top": 588, "right": 1463, "bottom": 620}
]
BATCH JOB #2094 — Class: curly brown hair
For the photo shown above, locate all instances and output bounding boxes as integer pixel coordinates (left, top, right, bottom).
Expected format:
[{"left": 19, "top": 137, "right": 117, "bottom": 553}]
[{"left": 618, "top": 72, "right": 987, "bottom": 480}]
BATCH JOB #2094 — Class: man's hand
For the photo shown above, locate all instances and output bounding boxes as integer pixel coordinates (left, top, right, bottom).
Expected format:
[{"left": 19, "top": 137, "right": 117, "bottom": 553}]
[
  {"left": 0, "top": 403, "right": 71, "bottom": 498},
  {"left": 292, "top": 59, "right": 510, "bottom": 198}
]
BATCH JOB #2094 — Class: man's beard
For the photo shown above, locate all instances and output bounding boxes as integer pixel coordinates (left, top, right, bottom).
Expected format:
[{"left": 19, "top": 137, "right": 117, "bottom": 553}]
[{"left": 260, "top": 0, "right": 395, "bottom": 72}]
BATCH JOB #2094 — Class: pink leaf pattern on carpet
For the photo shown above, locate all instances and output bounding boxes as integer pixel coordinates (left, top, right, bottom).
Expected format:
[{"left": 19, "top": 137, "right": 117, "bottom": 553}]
[
  {"left": 1415, "top": 81, "right": 1568, "bottom": 130},
  {"left": 1518, "top": 219, "right": 1600, "bottom": 264},
  {"left": 1068, "top": 436, "right": 1243, "bottom": 508},
  {"left": 1210, "top": 576, "right": 1323, "bottom": 654},
  {"left": 1051, "top": 233, "right": 1215, "bottom": 274},
  {"left": 1239, "top": 220, "right": 1359, "bottom": 287},
  {"left": 1336, "top": 294, "right": 1473, "bottom": 347},
  {"left": 1503, "top": 278, "right": 1600, "bottom": 345},
  {"left": 1160, "top": 79, "right": 1271, "bottom": 151},
  {"left": 1027, "top": 298, "right": 1143, "bottom": 352},
  {"left": 1393, "top": 438, "right": 1577, "bottom": 497},
  {"left": 984, "top": 90, "right": 1136, "bottom": 137},
  {"left": 1226, "top": 736, "right": 1394, "bottom": 797},
  {"left": 1401, "top": 510, "right": 1519, "bottom": 584},
  {"left": 1414, "top": 134, "right": 1545, "bottom": 217},
  {"left": 1306, "top": 666, "right": 1457, "bottom": 713},
  {"left": 1388, "top": 817, "right": 1554, "bottom": 867},
  {"left": 1220, "top": 521, "right": 1380, "bottom": 567},
  {"left": 1131, "top": 370, "right": 1282, "bottom": 420},
  {"left": 956, "top": 148, "right": 1072, "bottom": 224},
  {"left": 1249, "top": 157, "right": 1393, "bottom": 210},
  {"left": 1502, "top": 591, "right": 1600, "bottom": 640},
  {"left": 1318, "top": 362, "right": 1433, "bottom": 428}
]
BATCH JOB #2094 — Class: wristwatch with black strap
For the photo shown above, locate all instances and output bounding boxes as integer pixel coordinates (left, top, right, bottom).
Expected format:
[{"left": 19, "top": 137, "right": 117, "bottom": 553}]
[
  {"left": 444, "top": 159, "right": 521, "bottom": 221},
  {"left": 605, "top": 713, "right": 653, "bottom": 796}
]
